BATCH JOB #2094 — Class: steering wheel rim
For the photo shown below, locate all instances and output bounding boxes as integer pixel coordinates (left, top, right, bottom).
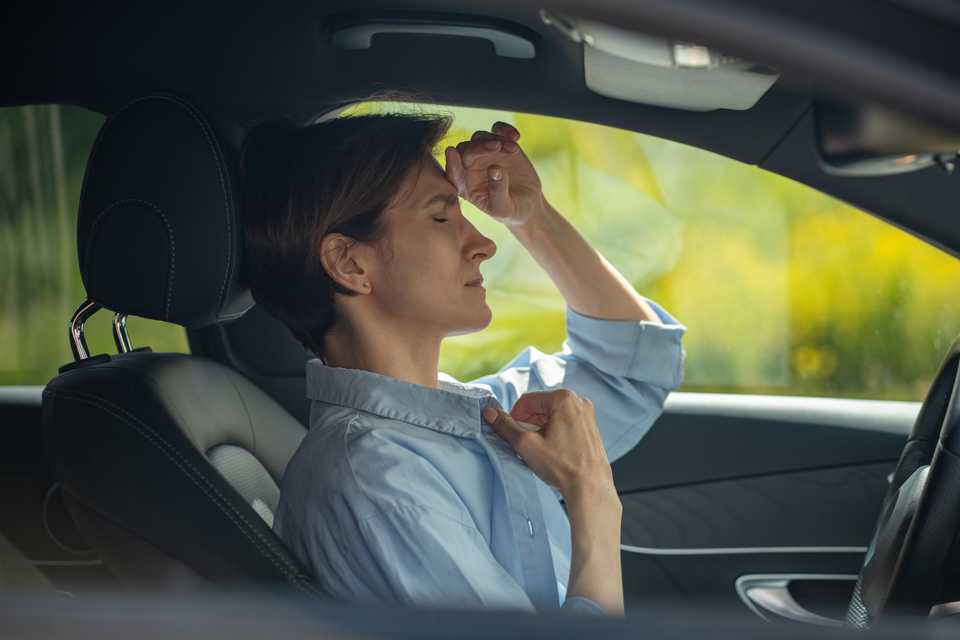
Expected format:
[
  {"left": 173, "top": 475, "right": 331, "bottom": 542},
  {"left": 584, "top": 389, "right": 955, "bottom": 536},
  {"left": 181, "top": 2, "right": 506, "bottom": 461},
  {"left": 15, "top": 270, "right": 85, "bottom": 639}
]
[{"left": 845, "top": 336, "right": 960, "bottom": 628}]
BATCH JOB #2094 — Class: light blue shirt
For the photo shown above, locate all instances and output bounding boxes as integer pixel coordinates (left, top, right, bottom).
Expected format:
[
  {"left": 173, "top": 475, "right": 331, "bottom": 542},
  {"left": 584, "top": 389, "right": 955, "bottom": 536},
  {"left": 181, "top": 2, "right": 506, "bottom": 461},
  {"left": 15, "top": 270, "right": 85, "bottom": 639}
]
[{"left": 274, "top": 300, "right": 686, "bottom": 615}]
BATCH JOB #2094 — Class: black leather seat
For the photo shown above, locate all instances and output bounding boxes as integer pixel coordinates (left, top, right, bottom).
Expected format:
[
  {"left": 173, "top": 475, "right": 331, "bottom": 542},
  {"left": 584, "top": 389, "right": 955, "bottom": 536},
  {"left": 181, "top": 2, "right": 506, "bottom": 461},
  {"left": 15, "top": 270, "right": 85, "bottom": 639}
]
[{"left": 41, "top": 94, "right": 317, "bottom": 595}]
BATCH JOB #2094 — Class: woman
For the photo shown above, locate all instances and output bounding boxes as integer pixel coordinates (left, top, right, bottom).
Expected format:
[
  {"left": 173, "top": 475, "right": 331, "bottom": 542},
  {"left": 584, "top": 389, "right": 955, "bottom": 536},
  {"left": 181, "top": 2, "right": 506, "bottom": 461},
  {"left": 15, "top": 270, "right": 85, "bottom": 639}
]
[{"left": 240, "top": 112, "right": 686, "bottom": 615}]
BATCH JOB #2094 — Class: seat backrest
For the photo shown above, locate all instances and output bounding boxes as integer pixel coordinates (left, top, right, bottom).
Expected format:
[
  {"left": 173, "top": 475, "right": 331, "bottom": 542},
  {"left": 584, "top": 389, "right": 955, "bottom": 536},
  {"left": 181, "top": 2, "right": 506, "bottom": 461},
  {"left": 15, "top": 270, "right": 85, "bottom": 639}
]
[{"left": 41, "top": 94, "right": 317, "bottom": 595}]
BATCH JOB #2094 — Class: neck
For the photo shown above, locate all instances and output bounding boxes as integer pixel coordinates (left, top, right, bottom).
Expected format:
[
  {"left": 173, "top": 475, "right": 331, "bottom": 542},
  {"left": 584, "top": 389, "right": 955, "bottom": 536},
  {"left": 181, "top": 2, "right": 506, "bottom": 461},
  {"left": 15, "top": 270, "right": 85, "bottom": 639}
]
[{"left": 320, "top": 314, "right": 442, "bottom": 389}]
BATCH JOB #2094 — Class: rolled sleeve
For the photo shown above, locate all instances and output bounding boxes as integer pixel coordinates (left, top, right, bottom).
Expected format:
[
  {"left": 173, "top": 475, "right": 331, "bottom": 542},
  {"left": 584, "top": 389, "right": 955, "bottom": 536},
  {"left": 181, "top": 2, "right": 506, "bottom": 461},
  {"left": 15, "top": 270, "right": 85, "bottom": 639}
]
[
  {"left": 468, "top": 297, "right": 686, "bottom": 463},
  {"left": 563, "top": 299, "right": 686, "bottom": 391},
  {"left": 561, "top": 595, "right": 606, "bottom": 615}
]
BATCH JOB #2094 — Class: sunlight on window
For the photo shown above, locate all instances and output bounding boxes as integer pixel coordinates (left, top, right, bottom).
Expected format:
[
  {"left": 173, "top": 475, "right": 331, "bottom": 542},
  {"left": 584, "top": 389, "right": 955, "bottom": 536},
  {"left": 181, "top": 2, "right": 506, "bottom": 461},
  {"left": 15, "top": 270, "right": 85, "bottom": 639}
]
[{"left": 349, "top": 100, "right": 960, "bottom": 400}]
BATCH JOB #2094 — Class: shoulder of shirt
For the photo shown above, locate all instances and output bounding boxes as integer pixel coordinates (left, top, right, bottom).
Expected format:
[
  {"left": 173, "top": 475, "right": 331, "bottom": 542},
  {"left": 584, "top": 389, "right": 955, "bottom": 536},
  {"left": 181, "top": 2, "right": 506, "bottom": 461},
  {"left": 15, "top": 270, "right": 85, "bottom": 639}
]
[{"left": 339, "top": 418, "right": 478, "bottom": 529}]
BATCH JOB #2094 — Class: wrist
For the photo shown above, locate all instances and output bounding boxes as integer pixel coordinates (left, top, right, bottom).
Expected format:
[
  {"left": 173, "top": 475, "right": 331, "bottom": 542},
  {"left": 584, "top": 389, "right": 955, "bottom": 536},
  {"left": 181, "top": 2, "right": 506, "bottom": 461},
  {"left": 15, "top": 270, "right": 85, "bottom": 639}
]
[
  {"left": 506, "top": 195, "right": 556, "bottom": 237},
  {"left": 563, "top": 480, "right": 621, "bottom": 515}
]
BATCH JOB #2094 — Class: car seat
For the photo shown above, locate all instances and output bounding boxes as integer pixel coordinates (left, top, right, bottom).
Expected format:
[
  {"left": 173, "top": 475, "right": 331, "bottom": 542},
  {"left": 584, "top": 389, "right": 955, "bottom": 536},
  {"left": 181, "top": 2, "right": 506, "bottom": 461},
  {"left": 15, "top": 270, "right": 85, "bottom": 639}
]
[{"left": 41, "top": 93, "right": 317, "bottom": 596}]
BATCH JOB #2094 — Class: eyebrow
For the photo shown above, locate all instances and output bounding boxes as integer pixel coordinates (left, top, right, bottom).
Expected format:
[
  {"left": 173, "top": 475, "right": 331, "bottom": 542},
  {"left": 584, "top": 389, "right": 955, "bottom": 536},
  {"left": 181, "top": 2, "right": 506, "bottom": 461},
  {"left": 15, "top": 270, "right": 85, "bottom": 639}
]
[{"left": 422, "top": 192, "right": 459, "bottom": 209}]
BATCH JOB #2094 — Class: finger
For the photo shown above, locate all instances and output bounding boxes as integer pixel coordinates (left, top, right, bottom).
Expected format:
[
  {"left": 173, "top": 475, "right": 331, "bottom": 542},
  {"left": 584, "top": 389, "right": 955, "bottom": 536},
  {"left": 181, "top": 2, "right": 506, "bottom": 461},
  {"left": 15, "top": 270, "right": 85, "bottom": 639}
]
[
  {"left": 511, "top": 412, "right": 548, "bottom": 428},
  {"left": 457, "top": 140, "right": 504, "bottom": 168},
  {"left": 471, "top": 129, "right": 520, "bottom": 153},
  {"left": 487, "top": 164, "right": 510, "bottom": 211},
  {"left": 483, "top": 407, "right": 540, "bottom": 454},
  {"left": 492, "top": 121, "right": 521, "bottom": 141},
  {"left": 471, "top": 130, "right": 499, "bottom": 142},
  {"left": 515, "top": 419, "right": 543, "bottom": 432},
  {"left": 510, "top": 391, "right": 557, "bottom": 421},
  {"left": 444, "top": 146, "right": 467, "bottom": 196}
]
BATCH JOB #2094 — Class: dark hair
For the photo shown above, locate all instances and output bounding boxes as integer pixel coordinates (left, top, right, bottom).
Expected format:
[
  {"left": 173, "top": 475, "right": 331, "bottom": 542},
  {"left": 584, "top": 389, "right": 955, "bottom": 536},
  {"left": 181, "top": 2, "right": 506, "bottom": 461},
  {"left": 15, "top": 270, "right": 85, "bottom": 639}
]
[{"left": 239, "top": 110, "right": 453, "bottom": 359}]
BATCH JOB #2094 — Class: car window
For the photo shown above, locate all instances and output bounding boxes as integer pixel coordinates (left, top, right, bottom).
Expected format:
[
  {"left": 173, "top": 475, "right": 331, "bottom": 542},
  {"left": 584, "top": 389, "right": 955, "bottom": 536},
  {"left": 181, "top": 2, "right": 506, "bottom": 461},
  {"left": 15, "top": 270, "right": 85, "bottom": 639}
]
[
  {"left": 0, "top": 105, "right": 188, "bottom": 385},
  {"left": 347, "top": 101, "right": 960, "bottom": 401}
]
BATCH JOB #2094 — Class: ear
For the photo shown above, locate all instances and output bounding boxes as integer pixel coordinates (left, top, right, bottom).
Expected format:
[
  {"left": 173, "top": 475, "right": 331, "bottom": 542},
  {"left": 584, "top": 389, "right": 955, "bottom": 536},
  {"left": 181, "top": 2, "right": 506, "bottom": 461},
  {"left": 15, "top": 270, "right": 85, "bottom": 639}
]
[{"left": 319, "top": 233, "right": 374, "bottom": 294}]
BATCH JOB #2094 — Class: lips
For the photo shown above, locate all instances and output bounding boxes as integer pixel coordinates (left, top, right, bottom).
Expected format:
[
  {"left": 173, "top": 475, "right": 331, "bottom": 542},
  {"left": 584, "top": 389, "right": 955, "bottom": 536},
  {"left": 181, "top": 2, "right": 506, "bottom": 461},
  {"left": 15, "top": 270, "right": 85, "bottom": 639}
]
[{"left": 465, "top": 277, "right": 484, "bottom": 287}]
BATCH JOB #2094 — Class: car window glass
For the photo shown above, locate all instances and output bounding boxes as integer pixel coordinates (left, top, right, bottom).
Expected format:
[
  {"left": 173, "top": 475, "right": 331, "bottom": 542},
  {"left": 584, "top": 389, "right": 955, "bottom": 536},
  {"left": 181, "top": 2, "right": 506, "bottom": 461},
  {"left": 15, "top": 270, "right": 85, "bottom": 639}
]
[
  {"left": 347, "top": 101, "right": 960, "bottom": 401},
  {"left": 0, "top": 105, "right": 188, "bottom": 385}
]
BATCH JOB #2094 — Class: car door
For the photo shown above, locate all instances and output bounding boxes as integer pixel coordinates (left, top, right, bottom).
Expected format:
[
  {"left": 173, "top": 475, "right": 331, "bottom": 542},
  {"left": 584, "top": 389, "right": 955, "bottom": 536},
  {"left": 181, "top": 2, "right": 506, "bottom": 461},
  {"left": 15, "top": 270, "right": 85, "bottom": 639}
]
[
  {"left": 193, "top": 101, "right": 958, "bottom": 625},
  {"left": 612, "top": 394, "right": 912, "bottom": 621}
]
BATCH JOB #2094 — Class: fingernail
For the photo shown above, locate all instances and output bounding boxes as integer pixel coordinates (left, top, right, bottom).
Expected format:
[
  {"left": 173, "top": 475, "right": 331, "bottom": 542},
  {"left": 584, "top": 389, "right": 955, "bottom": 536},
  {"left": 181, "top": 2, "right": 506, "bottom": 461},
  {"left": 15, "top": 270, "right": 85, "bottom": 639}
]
[
  {"left": 483, "top": 407, "right": 498, "bottom": 423},
  {"left": 490, "top": 167, "right": 502, "bottom": 181},
  {"left": 516, "top": 420, "right": 542, "bottom": 433}
]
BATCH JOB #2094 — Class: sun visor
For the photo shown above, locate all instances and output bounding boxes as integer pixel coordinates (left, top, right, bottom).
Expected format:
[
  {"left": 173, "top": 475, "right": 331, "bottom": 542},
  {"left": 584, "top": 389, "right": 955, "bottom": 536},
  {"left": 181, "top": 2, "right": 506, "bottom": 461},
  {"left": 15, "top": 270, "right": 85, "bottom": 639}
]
[{"left": 544, "top": 13, "right": 779, "bottom": 111}]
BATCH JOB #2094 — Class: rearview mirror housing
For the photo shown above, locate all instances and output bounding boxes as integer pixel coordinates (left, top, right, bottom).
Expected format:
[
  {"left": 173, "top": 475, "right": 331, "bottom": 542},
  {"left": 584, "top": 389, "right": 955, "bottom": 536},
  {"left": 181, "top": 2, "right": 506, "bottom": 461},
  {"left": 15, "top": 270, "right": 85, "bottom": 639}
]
[{"left": 814, "top": 100, "right": 960, "bottom": 176}]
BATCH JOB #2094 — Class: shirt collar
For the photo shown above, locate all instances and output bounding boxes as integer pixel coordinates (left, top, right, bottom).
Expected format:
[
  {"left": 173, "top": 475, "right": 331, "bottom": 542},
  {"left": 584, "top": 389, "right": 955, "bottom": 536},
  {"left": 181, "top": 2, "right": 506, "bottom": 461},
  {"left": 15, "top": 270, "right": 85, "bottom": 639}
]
[{"left": 305, "top": 359, "right": 503, "bottom": 438}]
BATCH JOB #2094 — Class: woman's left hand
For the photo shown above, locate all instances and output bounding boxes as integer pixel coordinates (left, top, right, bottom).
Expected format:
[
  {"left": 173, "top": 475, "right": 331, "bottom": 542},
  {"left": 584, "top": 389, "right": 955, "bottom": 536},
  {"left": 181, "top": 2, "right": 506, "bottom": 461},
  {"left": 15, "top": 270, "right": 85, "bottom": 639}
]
[{"left": 444, "top": 122, "right": 546, "bottom": 228}]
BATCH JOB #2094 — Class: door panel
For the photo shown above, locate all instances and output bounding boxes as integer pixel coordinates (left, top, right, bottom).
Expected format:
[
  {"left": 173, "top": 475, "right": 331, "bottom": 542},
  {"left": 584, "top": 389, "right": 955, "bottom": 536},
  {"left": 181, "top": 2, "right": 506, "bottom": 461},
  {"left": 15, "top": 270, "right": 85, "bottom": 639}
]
[
  {"left": 613, "top": 393, "right": 913, "bottom": 491},
  {"left": 614, "top": 392, "right": 916, "bottom": 620},
  {"left": 620, "top": 463, "right": 890, "bottom": 549}
]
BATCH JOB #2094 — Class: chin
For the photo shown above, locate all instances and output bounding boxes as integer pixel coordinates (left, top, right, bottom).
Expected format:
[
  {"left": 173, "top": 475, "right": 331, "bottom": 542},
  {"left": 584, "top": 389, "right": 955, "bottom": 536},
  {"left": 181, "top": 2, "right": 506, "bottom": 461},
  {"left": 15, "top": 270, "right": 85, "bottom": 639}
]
[{"left": 445, "top": 306, "right": 493, "bottom": 337}]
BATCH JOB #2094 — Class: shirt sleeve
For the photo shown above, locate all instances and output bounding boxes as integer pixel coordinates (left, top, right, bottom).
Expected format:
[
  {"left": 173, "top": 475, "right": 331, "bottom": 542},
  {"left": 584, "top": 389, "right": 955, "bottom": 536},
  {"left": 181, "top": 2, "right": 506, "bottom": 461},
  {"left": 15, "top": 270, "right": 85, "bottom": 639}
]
[{"left": 467, "top": 297, "right": 686, "bottom": 464}]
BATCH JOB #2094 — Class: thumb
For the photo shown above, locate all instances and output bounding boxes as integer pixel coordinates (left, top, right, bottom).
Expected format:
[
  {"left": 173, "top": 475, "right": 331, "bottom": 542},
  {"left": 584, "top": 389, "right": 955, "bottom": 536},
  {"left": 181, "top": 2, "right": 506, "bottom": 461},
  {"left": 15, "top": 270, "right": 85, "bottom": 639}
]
[
  {"left": 486, "top": 164, "right": 511, "bottom": 212},
  {"left": 483, "top": 406, "right": 537, "bottom": 452}
]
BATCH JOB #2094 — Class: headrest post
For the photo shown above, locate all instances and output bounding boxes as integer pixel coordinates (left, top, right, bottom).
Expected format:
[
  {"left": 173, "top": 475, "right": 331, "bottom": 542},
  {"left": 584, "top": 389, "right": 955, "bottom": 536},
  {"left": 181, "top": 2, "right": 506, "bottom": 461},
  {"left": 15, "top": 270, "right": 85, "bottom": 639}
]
[
  {"left": 112, "top": 313, "right": 132, "bottom": 353},
  {"left": 69, "top": 299, "right": 101, "bottom": 361}
]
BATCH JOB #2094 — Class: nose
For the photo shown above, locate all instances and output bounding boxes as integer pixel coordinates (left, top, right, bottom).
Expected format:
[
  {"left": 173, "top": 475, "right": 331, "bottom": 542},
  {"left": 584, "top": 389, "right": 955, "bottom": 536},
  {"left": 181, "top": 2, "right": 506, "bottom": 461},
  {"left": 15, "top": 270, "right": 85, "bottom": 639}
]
[{"left": 466, "top": 223, "right": 497, "bottom": 262}]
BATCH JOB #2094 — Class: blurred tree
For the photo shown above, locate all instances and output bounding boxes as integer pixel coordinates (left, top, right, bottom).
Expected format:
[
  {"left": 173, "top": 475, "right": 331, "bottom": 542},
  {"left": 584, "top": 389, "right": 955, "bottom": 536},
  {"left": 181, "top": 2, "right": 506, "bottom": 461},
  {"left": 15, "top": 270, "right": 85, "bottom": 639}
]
[{"left": 0, "top": 105, "right": 187, "bottom": 385}]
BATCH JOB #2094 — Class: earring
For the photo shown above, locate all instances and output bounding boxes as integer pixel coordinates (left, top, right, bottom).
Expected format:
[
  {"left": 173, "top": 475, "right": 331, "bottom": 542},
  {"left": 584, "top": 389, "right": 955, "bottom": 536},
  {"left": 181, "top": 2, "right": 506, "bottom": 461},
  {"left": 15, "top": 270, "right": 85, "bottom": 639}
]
[{"left": 363, "top": 282, "right": 370, "bottom": 289}]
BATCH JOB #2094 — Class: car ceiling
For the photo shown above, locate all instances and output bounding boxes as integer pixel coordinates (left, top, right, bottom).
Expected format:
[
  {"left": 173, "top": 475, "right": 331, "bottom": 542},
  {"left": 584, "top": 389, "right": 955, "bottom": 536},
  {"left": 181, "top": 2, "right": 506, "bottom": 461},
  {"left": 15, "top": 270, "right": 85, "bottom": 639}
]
[{"left": 6, "top": 0, "right": 960, "bottom": 257}]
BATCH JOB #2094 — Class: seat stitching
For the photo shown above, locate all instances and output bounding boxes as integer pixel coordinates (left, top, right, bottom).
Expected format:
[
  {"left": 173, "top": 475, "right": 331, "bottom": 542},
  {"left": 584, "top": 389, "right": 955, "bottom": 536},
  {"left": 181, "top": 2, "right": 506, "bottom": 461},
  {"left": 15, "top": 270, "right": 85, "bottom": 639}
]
[
  {"left": 45, "top": 389, "right": 299, "bottom": 575},
  {"left": 80, "top": 93, "right": 234, "bottom": 322},
  {"left": 226, "top": 375, "right": 257, "bottom": 459},
  {"left": 44, "top": 388, "right": 311, "bottom": 588},
  {"left": 47, "top": 389, "right": 307, "bottom": 586},
  {"left": 149, "top": 94, "right": 233, "bottom": 316},
  {"left": 83, "top": 199, "right": 175, "bottom": 320}
]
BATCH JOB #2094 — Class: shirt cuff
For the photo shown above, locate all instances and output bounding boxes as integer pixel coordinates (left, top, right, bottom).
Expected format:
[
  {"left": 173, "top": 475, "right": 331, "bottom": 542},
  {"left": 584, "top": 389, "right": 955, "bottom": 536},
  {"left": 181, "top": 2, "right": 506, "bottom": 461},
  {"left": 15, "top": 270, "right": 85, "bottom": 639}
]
[
  {"left": 563, "top": 298, "right": 687, "bottom": 390},
  {"left": 560, "top": 595, "right": 606, "bottom": 615}
]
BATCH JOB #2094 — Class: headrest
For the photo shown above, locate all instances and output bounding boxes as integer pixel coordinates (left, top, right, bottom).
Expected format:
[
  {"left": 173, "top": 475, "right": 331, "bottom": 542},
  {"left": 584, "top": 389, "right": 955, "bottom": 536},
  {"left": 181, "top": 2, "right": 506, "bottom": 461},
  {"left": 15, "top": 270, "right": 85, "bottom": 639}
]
[{"left": 77, "top": 94, "right": 253, "bottom": 329}]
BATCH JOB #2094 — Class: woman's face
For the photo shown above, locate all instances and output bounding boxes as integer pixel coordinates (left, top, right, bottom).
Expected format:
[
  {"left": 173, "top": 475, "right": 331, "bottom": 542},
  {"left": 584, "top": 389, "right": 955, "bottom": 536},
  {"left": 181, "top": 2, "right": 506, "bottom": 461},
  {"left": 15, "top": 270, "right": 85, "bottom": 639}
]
[{"left": 370, "top": 156, "right": 498, "bottom": 337}]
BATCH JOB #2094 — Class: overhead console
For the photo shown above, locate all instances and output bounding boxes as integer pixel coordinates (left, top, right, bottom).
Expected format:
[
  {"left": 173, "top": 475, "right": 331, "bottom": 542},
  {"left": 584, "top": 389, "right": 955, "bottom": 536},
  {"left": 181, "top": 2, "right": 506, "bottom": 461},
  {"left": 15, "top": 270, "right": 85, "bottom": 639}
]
[
  {"left": 539, "top": 10, "right": 780, "bottom": 111},
  {"left": 327, "top": 9, "right": 779, "bottom": 113}
]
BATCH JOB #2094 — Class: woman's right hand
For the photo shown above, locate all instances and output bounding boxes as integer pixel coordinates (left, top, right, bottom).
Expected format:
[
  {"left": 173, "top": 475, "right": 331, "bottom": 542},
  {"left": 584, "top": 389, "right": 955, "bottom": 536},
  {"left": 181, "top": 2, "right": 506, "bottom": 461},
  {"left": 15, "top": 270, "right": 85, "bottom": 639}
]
[
  {"left": 484, "top": 389, "right": 625, "bottom": 614},
  {"left": 482, "top": 389, "right": 617, "bottom": 505}
]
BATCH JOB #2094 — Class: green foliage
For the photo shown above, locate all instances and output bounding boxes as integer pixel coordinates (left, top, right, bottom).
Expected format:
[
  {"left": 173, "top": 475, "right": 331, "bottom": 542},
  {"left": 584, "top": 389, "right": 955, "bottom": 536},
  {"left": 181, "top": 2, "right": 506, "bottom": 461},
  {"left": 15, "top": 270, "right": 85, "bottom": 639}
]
[
  {"left": 420, "top": 104, "right": 959, "bottom": 400},
  {"left": 2, "top": 103, "right": 957, "bottom": 401},
  {"left": 0, "top": 105, "right": 186, "bottom": 385}
]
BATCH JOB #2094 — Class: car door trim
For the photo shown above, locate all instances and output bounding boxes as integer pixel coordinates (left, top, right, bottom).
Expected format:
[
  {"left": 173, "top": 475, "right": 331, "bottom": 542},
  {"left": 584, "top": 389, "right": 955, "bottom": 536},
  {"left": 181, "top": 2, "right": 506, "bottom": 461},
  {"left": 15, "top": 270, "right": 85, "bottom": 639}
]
[
  {"left": 620, "top": 543, "right": 867, "bottom": 556},
  {"left": 735, "top": 573, "right": 858, "bottom": 625}
]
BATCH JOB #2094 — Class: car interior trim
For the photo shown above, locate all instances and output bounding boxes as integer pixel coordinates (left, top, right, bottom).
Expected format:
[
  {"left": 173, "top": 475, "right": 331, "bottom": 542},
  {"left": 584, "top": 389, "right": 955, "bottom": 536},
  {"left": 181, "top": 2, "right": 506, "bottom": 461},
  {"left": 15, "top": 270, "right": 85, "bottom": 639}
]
[
  {"left": 621, "top": 544, "right": 868, "bottom": 556},
  {"left": 665, "top": 392, "right": 918, "bottom": 436},
  {"left": 735, "top": 573, "right": 858, "bottom": 625}
]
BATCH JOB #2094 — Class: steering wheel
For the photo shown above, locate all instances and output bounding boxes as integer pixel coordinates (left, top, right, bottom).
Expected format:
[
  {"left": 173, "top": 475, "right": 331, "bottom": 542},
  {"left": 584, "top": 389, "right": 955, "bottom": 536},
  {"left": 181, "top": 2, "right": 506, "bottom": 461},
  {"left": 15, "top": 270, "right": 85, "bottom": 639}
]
[{"left": 845, "top": 338, "right": 960, "bottom": 628}]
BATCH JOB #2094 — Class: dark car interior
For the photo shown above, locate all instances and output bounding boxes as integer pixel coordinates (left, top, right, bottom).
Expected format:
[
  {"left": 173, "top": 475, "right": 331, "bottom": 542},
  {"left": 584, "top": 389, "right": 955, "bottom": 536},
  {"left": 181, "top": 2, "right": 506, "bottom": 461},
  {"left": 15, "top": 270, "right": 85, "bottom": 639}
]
[{"left": 4, "top": 0, "right": 960, "bottom": 636}]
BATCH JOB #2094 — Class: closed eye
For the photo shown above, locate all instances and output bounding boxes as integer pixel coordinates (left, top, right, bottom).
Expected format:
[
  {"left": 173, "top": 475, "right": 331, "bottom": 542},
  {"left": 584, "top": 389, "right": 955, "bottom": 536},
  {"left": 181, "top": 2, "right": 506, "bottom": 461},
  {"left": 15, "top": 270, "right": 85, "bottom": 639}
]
[{"left": 432, "top": 217, "right": 449, "bottom": 223}]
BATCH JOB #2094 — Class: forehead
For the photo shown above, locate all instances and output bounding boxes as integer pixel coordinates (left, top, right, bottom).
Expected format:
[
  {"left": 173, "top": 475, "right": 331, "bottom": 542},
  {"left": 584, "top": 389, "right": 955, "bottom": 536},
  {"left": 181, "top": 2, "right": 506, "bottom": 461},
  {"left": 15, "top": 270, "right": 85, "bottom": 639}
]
[{"left": 392, "top": 155, "right": 456, "bottom": 210}]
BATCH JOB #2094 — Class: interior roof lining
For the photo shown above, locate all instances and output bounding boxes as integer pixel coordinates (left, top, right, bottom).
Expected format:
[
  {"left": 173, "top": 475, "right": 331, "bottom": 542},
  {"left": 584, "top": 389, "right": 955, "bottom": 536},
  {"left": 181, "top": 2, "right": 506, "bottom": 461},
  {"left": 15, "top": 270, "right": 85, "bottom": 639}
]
[{"left": 5, "top": 0, "right": 960, "bottom": 256}]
